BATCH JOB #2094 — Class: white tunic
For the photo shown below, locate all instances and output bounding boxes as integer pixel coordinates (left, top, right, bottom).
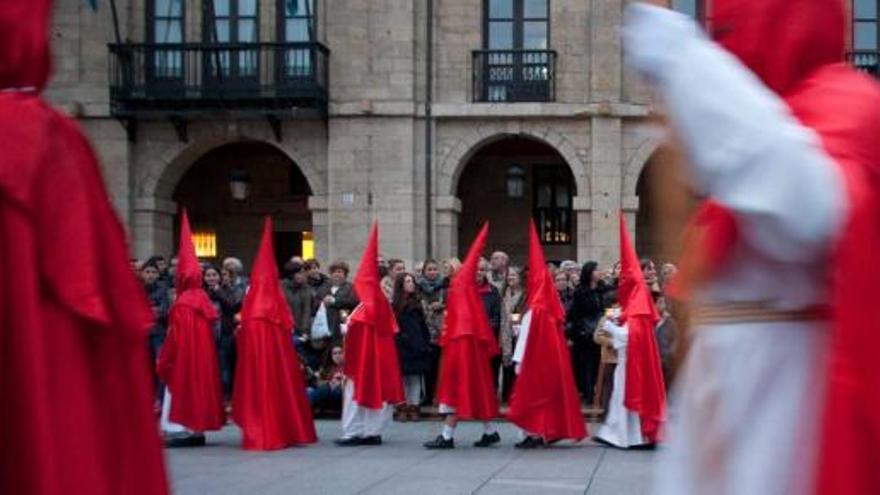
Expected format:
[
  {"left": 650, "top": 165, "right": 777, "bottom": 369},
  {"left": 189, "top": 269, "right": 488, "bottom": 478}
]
[
  {"left": 623, "top": 5, "right": 848, "bottom": 495},
  {"left": 593, "top": 321, "right": 649, "bottom": 449}
]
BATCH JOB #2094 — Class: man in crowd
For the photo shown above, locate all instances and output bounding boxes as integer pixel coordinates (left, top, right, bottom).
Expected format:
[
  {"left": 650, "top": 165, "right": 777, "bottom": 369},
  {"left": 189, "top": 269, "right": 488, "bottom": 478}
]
[
  {"left": 142, "top": 259, "right": 171, "bottom": 403},
  {"left": 488, "top": 250, "right": 509, "bottom": 294},
  {"left": 282, "top": 261, "right": 314, "bottom": 337},
  {"left": 315, "top": 261, "right": 359, "bottom": 339},
  {"left": 306, "top": 259, "right": 331, "bottom": 295}
]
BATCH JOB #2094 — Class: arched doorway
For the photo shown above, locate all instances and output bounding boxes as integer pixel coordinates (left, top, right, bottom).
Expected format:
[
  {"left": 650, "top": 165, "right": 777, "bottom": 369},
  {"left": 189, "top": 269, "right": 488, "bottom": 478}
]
[
  {"left": 173, "top": 141, "right": 313, "bottom": 268},
  {"left": 457, "top": 136, "right": 577, "bottom": 264},
  {"left": 635, "top": 155, "right": 659, "bottom": 261}
]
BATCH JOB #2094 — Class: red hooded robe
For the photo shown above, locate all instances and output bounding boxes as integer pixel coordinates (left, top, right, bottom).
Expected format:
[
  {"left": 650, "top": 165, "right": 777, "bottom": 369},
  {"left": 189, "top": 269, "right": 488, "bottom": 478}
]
[
  {"left": 675, "top": 1, "right": 880, "bottom": 491},
  {"left": 344, "top": 223, "right": 405, "bottom": 409},
  {"left": 233, "top": 217, "right": 317, "bottom": 450},
  {"left": 0, "top": 1, "right": 168, "bottom": 493},
  {"left": 157, "top": 210, "right": 225, "bottom": 431},
  {"left": 507, "top": 221, "right": 587, "bottom": 441},
  {"left": 435, "top": 223, "right": 499, "bottom": 420},
  {"left": 618, "top": 214, "right": 666, "bottom": 443}
]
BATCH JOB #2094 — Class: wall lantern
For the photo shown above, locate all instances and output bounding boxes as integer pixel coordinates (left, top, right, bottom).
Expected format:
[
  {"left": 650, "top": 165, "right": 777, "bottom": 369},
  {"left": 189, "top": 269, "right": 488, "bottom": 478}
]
[
  {"left": 506, "top": 164, "right": 526, "bottom": 198},
  {"left": 230, "top": 167, "right": 252, "bottom": 201}
]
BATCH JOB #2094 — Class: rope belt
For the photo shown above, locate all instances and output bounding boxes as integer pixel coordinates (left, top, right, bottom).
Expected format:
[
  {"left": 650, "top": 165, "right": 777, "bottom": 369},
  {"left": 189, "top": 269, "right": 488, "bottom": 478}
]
[{"left": 691, "top": 301, "right": 831, "bottom": 326}]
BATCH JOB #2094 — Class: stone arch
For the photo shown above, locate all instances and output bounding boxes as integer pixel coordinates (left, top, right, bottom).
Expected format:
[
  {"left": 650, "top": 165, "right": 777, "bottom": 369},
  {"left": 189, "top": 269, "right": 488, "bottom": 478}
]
[
  {"left": 623, "top": 137, "right": 660, "bottom": 196},
  {"left": 145, "top": 135, "right": 326, "bottom": 201},
  {"left": 438, "top": 127, "right": 588, "bottom": 198}
]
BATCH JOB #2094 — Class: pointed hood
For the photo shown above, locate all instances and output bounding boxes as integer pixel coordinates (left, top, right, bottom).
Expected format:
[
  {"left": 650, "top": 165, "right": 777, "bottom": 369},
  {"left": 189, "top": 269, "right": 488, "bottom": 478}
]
[
  {"left": 241, "top": 217, "right": 293, "bottom": 330},
  {"left": 618, "top": 213, "right": 665, "bottom": 443},
  {"left": 709, "top": 0, "right": 844, "bottom": 96},
  {"left": 442, "top": 223, "right": 496, "bottom": 351},
  {"left": 0, "top": 0, "right": 51, "bottom": 91},
  {"left": 618, "top": 214, "right": 659, "bottom": 322},
  {"left": 172, "top": 209, "right": 217, "bottom": 320},
  {"left": 350, "top": 222, "right": 395, "bottom": 335},
  {"left": 175, "top": 210, "right": 204, "bottom": 292},
  {"left": 527, "top": 220, "right": 566, "bottom": 322}
]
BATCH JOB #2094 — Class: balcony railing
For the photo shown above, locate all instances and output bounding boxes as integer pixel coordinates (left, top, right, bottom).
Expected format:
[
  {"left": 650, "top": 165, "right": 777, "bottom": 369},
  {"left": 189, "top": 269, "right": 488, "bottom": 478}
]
[
  {"left": 473, "top": 49, "right": 557, "bottom": 103},
  {"left": 848, "top": 50, "right": 880, "bottom": 77},
  {"left": 108, "top": 42, "right": 329, "bottom": 117}
]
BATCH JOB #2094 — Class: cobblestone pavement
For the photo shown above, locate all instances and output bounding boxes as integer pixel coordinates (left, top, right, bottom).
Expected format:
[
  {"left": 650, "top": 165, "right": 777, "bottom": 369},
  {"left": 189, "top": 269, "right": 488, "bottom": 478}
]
[{"left": 166, "top": 420, "right": 656, "bottom": 494}]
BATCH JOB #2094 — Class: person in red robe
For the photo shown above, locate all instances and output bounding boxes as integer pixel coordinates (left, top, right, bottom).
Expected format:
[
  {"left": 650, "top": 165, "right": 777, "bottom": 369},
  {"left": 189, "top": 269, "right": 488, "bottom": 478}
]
[
  {"left": 0, "top": 1, "right": 169, "bottom": 492},
  {"left": 425, "top": 223, "right": 501, "bottom": 449},
  {"left": 624, "top": 1, "right": 880, "bottom": 492},
  {"left": 593, "top": 214, "right": 665, "bottom": 449},
  {"left": 507, "top": 220, "right": 588, "bottom": 448},
  {"left": 336, "top": 222, "right": 404, "bottom": 446},
  {"left": 157, "top": 210, "right": 225, "bottom": 446},
  {"left": 233, "top": 217, "right": 317, "bottom": 450}
]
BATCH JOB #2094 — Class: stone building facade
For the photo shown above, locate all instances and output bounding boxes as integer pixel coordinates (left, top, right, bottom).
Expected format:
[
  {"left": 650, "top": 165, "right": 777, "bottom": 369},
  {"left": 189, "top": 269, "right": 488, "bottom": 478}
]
[{"left": 46, "top": 0, "right": 676, "bottom": 268}]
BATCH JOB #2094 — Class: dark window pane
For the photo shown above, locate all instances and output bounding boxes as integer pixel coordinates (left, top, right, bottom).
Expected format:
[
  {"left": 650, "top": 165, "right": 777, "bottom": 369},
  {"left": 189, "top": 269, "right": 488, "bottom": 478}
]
[
  {"left": 213, "top": 0, "right": 230, "bottom": 16},
  {"left": 240, "top": 0, "right": 257, "bottom": 16},
  {"left": 155, "top": 20, "right": 183, "bottom": 43},
  {"left": 672, "top": 0, "right": 697, "bottom": 17},
  {"left": 238, "top": 19, "right": 257, "bottom": 42},
  {"left": 156, "top": 0, "right": 182, "bottom": 16},
  {"left": 856, "top": 22, "right": 878, "bottom": 50},
  {"left": 524, "top": 21, "right": 548, "bottom": 49},
  {"left": 489, "top": 21, "right": 514, "bottom": 49},
  {"left": 286, "top": 19, "right": 310, "bottom": 41},
  {"left": 524, "top": 0, "right": 547, "bottom": 18},
  {"left": 489, "top": 0, "right": 513, "bottom": 19},
  {"left": 855, "top": 0, "right": 878, "bottom": 19}
]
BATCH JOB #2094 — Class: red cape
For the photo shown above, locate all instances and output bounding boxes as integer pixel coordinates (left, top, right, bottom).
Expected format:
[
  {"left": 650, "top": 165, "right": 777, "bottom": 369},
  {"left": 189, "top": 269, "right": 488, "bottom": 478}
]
[
  {"left": 679, "top": 2, "right": 880, "bottom": 491},
  {"left": 435, "top": 223, "right": 499, "bottom": 420},
  {"left": 507, "top": 221, "right": 587, "bottom": 441},
  {"left": 344, "top": 223, "right": 404, "bottom": 409},
  {"left": 0, "top": 4, "right": 168, "bottom": 489},
  {"left": 232, "top": 217, "right": 316, "bottom": 450},
  {"left": 619, "top": 215, "right": 666, "bottom": 443},
  {"left": 156, "top": 211, "right": 225, "bottom": 431}
]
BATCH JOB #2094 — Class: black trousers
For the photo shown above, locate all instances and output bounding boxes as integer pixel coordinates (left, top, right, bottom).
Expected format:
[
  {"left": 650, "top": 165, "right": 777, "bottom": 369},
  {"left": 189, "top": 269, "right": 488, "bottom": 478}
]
[{"left": 570, "top": 339, "right": 601, "bottom": 403}]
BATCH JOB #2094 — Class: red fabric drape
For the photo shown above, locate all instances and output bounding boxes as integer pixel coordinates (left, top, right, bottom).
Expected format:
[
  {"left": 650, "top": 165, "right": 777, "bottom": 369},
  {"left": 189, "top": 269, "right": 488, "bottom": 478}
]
[
  {"left": 618, "top": 215, "right": 666, "bottom": 443},
  {"left": 233, "top": 217, "right": 316, "bottom": 450},
  {"left": 435, "top": 223, "right": 499, "bottom": 420},
  {"left": 156, "top": 211, "right": 225, "bottom": 431},
  {"left": 507, "top": 221, "right": 587, "bottom": 441},
  {"left": 343, "top": 223, "right": 404, "bottom": 409}
]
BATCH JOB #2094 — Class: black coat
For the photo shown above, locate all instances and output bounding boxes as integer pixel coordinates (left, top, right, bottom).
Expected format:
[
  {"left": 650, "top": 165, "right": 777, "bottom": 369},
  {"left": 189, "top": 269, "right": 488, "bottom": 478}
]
[
  {"left": 395, "top": 305, "right": 432, "bottom": 375},
  {"left": 566, "top": 284, "right": 606, "bottom": 343},
  {"left": 478, "top": 282, "right": 502, "bottom": 335}
]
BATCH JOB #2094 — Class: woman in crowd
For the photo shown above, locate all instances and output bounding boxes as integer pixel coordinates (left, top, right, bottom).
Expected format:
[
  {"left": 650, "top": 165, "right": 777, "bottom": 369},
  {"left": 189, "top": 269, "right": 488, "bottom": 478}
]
[
  {"left": 419, "top": 259, "right": 448, "bottom": 404},
  {"left": 566, "top": 261, "right": 607, "bottom": 403},
  {"left": 555, "top": 271, "right": 574, "bottom": 312},
  {"left": 308, "top": 344, "right": 346, "bottom": 414},
  {"left": 392, "top": 273, "right": 432, "bottom": 421},
  {"left": 204, "top": 264, "right": 242, "bottom": 400},
  {"left": 499, "top": 267, "right": 526, "bottom": 402}
]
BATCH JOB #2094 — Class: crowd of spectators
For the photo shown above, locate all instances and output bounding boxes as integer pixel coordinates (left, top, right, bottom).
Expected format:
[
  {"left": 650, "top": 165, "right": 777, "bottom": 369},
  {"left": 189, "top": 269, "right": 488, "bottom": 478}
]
[{"left": 132, "top": 249, "right": 679, "bottom": 419}]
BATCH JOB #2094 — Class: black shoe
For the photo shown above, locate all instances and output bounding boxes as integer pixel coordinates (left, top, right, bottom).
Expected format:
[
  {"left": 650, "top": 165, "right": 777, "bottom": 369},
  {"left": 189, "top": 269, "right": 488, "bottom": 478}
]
[
  {"left": 334, "top": 437, "right": 364, "bottom": 447},
  {"left": 424, "top": 435, "right": 455, "bottom": 449},
  {"left": 473, "top": 432, "right": 501, "bottom": 448},
  {"left": 164, "top": 433, "right": 206, "bottom": 448},
  {"left": 514, "top": 436, "right": 545, "bottom": 449},
  {"left": 360, "top": 435, "right": 382, "bottom": 446}
]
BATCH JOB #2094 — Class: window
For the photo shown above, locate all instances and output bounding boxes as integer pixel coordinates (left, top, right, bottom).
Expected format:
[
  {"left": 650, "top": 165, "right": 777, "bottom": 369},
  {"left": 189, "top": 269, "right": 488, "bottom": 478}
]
[
  {"left": 533, "top": 165, "right": 572, "bottom": 245},
  {"left": 278, "top": 0, "right": 316, "bottom": 78},
  {"left": 480, "top": 0, "right": 553, "bottom": 102},
  {"left": 485, "top": 0, "right": 549, "bottom": 51},
  {"left": 192, "top": 231, "right": 218, "bottom": 258},
  {"left": 855, "top": 0, "right": 879, "bottom": 50},
  {"left": 147, "top": 0, "right": 184, "bottom": 80},
  {"left": 671, "top": 0, "right": 702, "bottom": 20},
  {"left": 204, "top": 0, "right": 259, "bottom": 81}
]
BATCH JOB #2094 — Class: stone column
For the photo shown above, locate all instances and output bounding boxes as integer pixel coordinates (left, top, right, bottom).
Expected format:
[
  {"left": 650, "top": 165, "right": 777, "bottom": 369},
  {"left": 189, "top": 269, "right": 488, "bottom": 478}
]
[
  {"left": 573, "top": 195, "right": 592, "bottom": 263},
  {"left": 434, "top": 195, "right": 461, "bottom": 261},
  {"left": 131, "top": 197, "right": 177, "bottom": 260},
  {"left": 308, "top": 194, "right": 330, "bottom": 263},
  {"left": 588, "top": 116, "right": 624, "bottom": 266}
]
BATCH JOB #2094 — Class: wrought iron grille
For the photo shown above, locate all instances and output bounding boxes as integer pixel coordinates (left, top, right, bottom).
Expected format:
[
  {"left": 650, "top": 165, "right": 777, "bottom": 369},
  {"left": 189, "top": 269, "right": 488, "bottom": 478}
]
[{"left": 472, "top": 49, "right": 557, "bottom": 103}]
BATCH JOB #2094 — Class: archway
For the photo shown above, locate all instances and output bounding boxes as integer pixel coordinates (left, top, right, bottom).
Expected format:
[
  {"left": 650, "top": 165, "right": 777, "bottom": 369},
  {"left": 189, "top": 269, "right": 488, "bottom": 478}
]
[
  {"left": 456, "top": 136, "right": 577, "bottom": 264},
  {"left": 173, "top": 141, "right": 314, "bottom": 268}
]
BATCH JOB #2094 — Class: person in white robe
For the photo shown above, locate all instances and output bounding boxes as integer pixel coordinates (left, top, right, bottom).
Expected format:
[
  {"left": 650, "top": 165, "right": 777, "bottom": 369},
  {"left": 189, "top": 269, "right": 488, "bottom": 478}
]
[{"left": 623, "top": 4, "right": 848, "bottom": 494}]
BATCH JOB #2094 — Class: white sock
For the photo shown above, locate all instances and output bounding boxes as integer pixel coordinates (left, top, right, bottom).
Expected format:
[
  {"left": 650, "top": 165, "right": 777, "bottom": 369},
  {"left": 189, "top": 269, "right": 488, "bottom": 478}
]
[
  {"left": 442, "top": 424, "right": 455, "bottom": 440},
  {"left": 483, "top": 422, "right": 497, "bottom": 435}
]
